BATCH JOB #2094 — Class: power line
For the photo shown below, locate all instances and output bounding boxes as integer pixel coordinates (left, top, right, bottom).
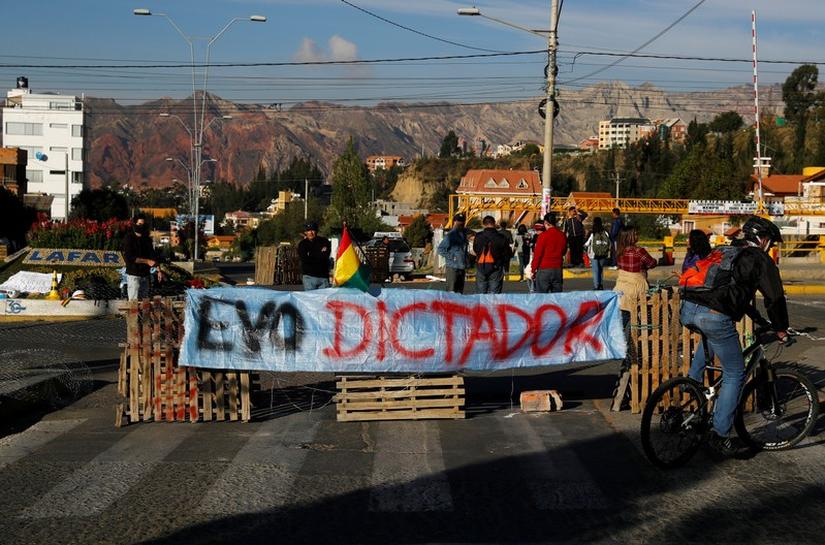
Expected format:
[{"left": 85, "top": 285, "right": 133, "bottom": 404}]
[
  {"left": 564, "top": 50, "right": 825, "bottom": 67},
  {"left": 562, "top": 0, "right": 708, "bottom": 85},
  {"left": 0, "top": 50, "right": 545, "bottom": 69},
  {"left": 339, "top": 0, "right": 505, "bottom": 53}
]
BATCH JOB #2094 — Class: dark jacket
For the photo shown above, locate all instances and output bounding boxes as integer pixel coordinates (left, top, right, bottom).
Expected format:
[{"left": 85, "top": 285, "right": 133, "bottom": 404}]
[
  {"left": 564, "top": 212, "right": 587, "bottom": 238},
  {"left": 473, "top": 227, "right": 511, "bottom": 269},
  {"left": 610, "top": 217, "right": 624, "bottom": 241},
  {"left": 122, "top": 230, "right": 154, "bottom": 277},
  {"left": 682, "top": 245, "right": 788, "bottom": 330},
  {"left": 297, "top": 236, "right": 331, "bottom": 279}
]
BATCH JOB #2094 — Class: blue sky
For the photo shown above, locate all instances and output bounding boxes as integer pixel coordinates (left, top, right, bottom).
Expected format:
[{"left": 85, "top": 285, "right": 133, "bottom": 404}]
[{"left": 0, "top": 0, "right": 822, "bottom": 106}]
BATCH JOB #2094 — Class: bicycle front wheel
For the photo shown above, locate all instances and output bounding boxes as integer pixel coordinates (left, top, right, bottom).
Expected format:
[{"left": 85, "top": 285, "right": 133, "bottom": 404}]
[
  {"left": 734, "top": 368, "right": 820, "bottom": 451},
  {"left": 641, "top": 377, "right": 708, "bottom": 468}
]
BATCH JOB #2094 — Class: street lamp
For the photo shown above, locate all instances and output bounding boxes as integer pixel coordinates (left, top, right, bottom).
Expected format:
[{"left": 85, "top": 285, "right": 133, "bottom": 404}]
[
  {"left": 135, "top": 9, "right": 265, "bottom": 265},
  {"left": 458, "top": 3, "right": 560, "bottom": 216}
]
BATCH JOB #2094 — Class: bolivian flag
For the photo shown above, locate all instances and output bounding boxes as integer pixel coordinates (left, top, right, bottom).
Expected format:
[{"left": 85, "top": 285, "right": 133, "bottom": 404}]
[{"left": 333, "top": 225, "right": 371, "bottom": 291}]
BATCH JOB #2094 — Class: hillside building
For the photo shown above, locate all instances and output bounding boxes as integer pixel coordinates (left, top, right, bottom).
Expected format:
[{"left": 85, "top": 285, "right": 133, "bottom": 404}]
[
  {"left": 655, "top": 118, "right": 687, "bottom": 143},
  {"left": 598, "top": 118, "right": 655, "bottom": 150},
  {"left": 366, "top": 155, "right": 404, "bottom": 172},
  {"left": 0, "top": 146, "right": 27, "bottom": 196},
  {"left": 1, "top": 77, "right": 85, "bottom": 220}
]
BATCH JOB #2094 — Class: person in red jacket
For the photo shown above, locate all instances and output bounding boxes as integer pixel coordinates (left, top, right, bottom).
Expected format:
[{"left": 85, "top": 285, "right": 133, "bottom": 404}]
[{"left": 529, "top": 213, "right": 567, "bottom": 293}]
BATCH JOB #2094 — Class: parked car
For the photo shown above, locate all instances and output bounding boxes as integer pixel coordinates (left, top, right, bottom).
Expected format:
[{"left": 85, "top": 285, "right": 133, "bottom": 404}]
[{"left": 366, "top": 237, "right": 415, "bottom": 281}]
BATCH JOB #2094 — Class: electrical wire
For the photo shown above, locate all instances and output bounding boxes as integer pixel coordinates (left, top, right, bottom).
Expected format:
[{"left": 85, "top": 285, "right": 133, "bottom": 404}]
[
  {"left": 561, "top": 0, "right": 708, "bottom": 85},
  {"left": 0, "top": 50, "right": 546, "bottom": 69},
  {"left": 339, "top": 0, "right": 505, "bottom": 53}
]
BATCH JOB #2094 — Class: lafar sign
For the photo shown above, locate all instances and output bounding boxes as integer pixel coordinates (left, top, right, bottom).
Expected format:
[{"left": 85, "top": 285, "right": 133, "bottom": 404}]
[{"left": 23, "top": 248, "right": 124, "bottom": 267}]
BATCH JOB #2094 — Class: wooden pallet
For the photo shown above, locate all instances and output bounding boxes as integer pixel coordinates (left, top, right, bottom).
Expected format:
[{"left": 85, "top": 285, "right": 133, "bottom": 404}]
[
  {"left": 335, "top": 375, "right": 465, "bottom": 422},
  {"left": 116, "top": 298, "right": 252, "bottom": 426}
]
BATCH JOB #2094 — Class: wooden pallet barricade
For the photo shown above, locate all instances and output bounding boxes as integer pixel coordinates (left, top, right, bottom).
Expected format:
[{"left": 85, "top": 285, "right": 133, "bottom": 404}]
[
  {"left": 335, "top": 375, "right": 465, "bottom": 421},
  {"left": 625, "top": 289, "right": 753, "bottom": 414},
  {"left": 116, "top": 297, "right": 252, "bottom": 426}
]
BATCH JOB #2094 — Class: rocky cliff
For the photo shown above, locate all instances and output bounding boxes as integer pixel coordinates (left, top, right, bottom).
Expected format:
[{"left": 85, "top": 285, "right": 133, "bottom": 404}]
[{"left": 84, "top": 82, "right": 781, "bottom": 189}]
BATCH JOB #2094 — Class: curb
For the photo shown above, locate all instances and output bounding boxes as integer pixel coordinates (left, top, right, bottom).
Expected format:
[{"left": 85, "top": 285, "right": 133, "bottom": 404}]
[{"left": 783, "top": 284, "right": 825, "bottom": 295}]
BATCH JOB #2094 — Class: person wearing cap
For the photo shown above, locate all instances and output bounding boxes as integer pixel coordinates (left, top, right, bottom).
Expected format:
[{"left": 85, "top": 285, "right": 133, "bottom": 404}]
[
  {"left": 437, "top": 213, "right": 469, "bottom": 293},
  {"left": 530, "top": 213, "right": 567, "bottom": 293},
  {"left": 123, "top": 213, "right": 158, "bottom": 301},
  {"left": 297, "top": 221, "right": 331, "bottom": 290}
]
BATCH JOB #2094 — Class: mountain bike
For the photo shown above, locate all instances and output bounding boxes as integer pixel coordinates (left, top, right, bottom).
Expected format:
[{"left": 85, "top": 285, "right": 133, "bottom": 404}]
[{"left": 640, "top": 327, "right": 820, "bottom": 468}]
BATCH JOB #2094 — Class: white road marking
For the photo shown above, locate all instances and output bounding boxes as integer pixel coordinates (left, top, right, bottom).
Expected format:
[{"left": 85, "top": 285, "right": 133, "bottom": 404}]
[
  {"left": 368, "top": 420, "right": 453, "bottom": 512},
  {"left": 20, "top": 424, "right": 194, "bottom": 518},
  {"left": 198, "top": 411, "right": 321, "bottom": 515},
  {"left": 0, "top": 418, "right": 86, "bottom": 470}
]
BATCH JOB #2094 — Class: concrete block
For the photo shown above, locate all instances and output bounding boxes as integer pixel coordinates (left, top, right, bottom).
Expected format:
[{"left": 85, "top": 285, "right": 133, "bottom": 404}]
[{"left": 520, "top": 390, "right": 563, "bottom": 412}]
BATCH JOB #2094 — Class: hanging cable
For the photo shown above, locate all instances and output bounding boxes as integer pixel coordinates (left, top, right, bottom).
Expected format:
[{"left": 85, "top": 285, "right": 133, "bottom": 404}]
[
  {"left": 561, "top": 0, "right": 708, "bottom": 85},
  {"left": 339, "top": 0, "right": 506, "bottom": 53}
]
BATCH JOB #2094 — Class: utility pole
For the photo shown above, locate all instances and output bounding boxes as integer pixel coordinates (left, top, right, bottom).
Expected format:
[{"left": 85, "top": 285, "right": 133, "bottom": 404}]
[
  {"left": 304, "top": 178, "right": 308, "bottom": 220},
  {"left": 541, "top": 0, "right": 560, "bottom": 217},
  {"left": 614, "top": 170, "right": 622, "bottom": 206}
]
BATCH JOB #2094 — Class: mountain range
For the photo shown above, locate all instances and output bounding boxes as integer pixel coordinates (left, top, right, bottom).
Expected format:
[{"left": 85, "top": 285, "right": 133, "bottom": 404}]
[{"left": 84, "top": 81, "right": 785, "bottom": 189}]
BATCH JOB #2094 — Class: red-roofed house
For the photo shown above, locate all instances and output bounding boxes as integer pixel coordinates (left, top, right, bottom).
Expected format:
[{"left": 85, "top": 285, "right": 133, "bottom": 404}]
[
  {"left": 457, "top": 169, "right": 541, "bottom": 195},
  {"left": 751, "top": 174, "right": 806, "bottom": 198}
]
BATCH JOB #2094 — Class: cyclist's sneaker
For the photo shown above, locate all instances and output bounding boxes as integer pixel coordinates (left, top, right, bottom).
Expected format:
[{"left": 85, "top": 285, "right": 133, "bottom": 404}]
[{"left": 707, "top": 430, "right": 737, "bottom": 457}]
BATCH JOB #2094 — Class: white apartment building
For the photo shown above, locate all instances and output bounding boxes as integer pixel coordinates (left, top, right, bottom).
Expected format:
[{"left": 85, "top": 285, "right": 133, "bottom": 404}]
[
  {"left": 598, "top": 117, "right": 655, "bottom": 150},
  {"left": 2, "top": 77, "right": 85, "bottom": 220}
]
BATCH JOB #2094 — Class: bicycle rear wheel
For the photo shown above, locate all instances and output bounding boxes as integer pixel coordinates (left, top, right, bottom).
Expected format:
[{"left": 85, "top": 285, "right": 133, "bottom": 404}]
[
  {"left": 641, "top": 377, "right": 708, "bottom": 468},
  {"left": 734, "top": 368, "right": 819, "bottom": 451}
]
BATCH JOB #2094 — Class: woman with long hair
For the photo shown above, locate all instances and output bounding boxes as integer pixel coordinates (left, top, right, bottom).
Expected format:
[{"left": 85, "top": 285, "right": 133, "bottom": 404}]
[
  {"left": 583, "top": 217, "right": 610, "bottom": 289},
  {"left": 611, "top": 225, "right": 657, "bottom": 410},
  {"left": 682, "top": 229, "right": 712, "bottom": 272}
]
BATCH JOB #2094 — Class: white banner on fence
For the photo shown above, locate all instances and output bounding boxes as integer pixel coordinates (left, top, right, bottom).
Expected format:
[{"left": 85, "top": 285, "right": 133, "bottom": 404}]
[{"left": 179, "top": 287, "right": 625, "bottom": 373}]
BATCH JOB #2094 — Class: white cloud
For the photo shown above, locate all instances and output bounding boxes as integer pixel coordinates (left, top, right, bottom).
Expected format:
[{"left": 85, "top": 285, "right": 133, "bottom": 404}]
[
  {"left": 295, "top": 37, "right": 325, "bottom": 63},
  {"left": 329, "top": 35, "right": 359, "bottom": 61},
  {"left": 294, "top": 35, "right": 360, "bottom": 63},
  {"left": 293, "top": 34, "right": 370, "bottom": 77}
]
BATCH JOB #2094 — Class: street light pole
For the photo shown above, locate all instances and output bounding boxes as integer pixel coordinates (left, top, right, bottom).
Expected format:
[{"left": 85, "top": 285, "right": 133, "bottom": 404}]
[
  {"left": 543, "top": 0, "right": 560, "bottom": 217},
  {"left": 458, "top": 2, "right": 560, "bottom": 216},
  {"left": 134, "top": 9, "right": 265, "bottom": 266}
]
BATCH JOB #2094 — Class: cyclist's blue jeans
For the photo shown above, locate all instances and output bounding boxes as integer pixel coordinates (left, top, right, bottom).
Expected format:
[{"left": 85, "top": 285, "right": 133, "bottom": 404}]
[{"left": 680, "top": 301, "right": 745, "bottom": 437}]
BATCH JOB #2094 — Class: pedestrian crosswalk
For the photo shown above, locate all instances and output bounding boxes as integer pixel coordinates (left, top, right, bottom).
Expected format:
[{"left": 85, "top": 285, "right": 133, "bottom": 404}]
[
  {"left": 1, "top": 409, "right": 620, "bottom": 521},
  {"left": 368, "top": 421, "right": 453, "bottom": 512},
  {"left": 20, "top": 424, "right": 195, "bottom": 518}
]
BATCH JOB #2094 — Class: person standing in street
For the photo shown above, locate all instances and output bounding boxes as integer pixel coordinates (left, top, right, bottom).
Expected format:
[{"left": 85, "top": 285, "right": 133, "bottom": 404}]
[
  {"left": 437, "top": 213, "right": 468, "bottom": 294},
  {"left": 563, "top": 206, "right": 587, "bottom": 267},
  {"left": 515, "top": 224, "right": 530, "bottom": 281},
  {"left": 122, "top": 213, "right": 158, "bottom": 301},
  {"left": 609, "top": 207, "right": 624, "bottom": 267},
  {"left": 473, "top": 215, "right": 511, "bottom": 294},
  {"left": 530, "top": 213, "right": 567, "bottom": 293},
  {"left": 297, "top": 221, "right": 331, "bottom": 290},
  {"left": 583, "top": 217, "right": 611, "bottom": 290}
]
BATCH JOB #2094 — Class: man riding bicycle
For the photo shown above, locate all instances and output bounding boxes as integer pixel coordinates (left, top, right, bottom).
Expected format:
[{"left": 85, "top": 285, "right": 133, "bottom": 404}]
[{"left": 679, "top": 216, "right": 788, "bottom": 455}]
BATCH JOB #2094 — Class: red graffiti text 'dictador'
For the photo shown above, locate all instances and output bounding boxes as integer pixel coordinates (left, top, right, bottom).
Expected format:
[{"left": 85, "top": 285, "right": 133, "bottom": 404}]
[{"left": 321, "top": 299, "right": 605, "bottom": 366}]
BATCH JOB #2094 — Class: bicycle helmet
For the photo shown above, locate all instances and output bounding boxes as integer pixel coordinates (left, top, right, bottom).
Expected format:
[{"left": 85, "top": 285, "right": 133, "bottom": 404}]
[{"left": 741, "top": 216, "right": 783, "bottom": 244}]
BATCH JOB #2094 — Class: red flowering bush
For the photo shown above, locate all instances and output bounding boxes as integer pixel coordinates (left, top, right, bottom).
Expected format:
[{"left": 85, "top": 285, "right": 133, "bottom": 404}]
[{"left": 29, "top": 217, "right": 131, "bottom": 250}]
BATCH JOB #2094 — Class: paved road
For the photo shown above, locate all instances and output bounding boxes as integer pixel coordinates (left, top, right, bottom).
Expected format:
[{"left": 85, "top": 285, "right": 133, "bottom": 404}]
[{"left": 1, "top": 290, "right": 825, "bottom": 544}]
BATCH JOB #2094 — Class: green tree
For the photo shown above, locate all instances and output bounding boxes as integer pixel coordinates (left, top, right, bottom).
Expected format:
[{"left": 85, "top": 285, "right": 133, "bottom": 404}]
[
  {"left": 0, "top": 187, "right": 36, "bottom": 248},
  {"left": 783, "top": 64, "right": 820, "bottom": 169},
  {"left": 327, "top": 139, "right": 373, "bottom": 232},
  {"left": 371, "top": 165, "right": 402, "bottom": 199},
  {"left": 685, "top": 120, "right": 709, "bottom": 151},
  {"left": 708, "top": 111, "right": 744, "bottom": 133},
  {"left": 813, "top": 116, "right": 825, "bottom": 166},
  {"left": 439, "top": 130, "right": 460, "bottom": 158},
  {"left": 404, "top": 215, "right": 431, "bottom": 248},
  {"left": 70, "top": 188, "right": 129, "bottom": 221}
]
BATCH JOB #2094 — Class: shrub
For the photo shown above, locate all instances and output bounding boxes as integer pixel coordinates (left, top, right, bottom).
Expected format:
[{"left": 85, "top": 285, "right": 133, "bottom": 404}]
[{"left": 29, "top": 217, "right": 131, "bottom": 250}]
